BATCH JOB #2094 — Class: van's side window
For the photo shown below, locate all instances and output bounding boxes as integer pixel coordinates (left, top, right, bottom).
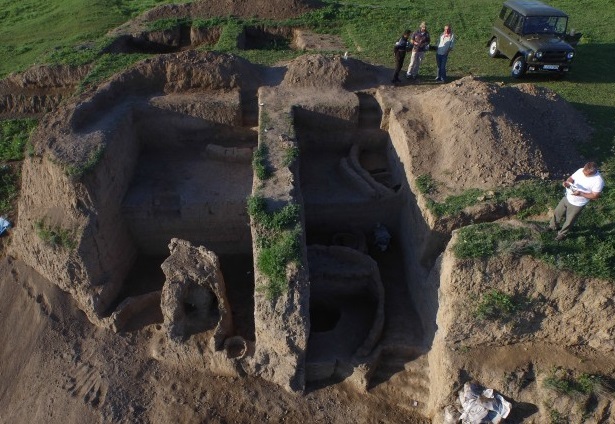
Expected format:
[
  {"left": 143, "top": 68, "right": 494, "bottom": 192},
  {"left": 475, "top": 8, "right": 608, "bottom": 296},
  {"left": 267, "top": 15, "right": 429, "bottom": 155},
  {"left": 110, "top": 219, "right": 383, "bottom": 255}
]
[
  {"left": 504, "top": 11, "right": 523, "bottom": 33},
  {"left": 499, "top": 6, "right": 509, "bottom": 20}
]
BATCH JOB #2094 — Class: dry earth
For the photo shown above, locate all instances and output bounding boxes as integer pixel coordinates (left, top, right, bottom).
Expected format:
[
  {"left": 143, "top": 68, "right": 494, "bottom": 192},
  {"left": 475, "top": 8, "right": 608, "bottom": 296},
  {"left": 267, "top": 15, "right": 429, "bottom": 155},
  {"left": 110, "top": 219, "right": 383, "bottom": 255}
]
[{"left": 1, "top": 1, "right": 613, "bottom": 424}]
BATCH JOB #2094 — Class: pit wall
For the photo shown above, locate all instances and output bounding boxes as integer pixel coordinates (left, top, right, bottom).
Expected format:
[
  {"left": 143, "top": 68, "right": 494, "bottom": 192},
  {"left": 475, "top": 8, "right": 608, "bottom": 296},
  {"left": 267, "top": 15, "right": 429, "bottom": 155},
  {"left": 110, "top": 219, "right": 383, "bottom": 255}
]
[
  {"left": 425, "top": 233, "right": 615, "bottom": 417},
  {"left": 11, "top": 115, "right": 139, "bottom": 321},
  {"left": 248, "top": 86, "right": 368, "bottom": 392},
  {"left": 380, "top": 91, "right": 442, "bottom": 341},
  {"left": 10, "top": 55, "right": 257, "bottom": 324}
]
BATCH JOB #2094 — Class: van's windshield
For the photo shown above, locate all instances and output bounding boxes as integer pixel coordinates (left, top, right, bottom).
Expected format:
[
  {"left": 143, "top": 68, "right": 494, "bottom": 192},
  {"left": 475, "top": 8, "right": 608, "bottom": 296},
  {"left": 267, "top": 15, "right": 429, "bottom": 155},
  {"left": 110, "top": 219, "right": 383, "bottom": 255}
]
[{"left": 523, "top": 16, "right": 567, "bottom": 35}]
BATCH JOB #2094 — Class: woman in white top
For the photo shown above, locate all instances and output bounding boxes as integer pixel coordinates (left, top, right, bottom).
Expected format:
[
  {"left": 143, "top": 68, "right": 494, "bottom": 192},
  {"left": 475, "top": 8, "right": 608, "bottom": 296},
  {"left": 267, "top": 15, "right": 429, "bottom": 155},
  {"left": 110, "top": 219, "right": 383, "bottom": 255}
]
[{"left": 435, "top": 24, "right": 455, "bottom": 82}]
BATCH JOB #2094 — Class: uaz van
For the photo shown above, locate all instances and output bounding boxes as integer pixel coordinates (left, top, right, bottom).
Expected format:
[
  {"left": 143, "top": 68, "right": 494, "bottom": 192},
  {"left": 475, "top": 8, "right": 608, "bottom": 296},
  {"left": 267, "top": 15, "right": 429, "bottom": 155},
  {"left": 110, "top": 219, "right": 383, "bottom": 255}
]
[{"left": 488, "top": 0, "right": 581, "bottom": 78}]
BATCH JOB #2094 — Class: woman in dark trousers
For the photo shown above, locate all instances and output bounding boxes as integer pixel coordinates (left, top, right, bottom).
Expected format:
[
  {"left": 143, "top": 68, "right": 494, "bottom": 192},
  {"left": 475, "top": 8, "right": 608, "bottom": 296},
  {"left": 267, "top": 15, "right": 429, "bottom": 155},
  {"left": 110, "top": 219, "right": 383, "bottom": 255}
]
[{"left": 392, "top": 30, "right": 411, "bottom": 84}]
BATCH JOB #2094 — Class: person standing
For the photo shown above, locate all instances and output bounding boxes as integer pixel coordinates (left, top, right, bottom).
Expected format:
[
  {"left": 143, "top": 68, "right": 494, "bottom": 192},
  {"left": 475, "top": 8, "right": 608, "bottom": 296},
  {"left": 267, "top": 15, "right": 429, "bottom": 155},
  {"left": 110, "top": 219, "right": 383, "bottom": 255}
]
[
  {"left": 406, "top": 22, "right": 430, "bottom": 81},
  {"left": 549, "top": 162, "right": 605, "bottom": 240},
  {"left": 392, "top": 30, "right": 411, "bottom": 84},
  {"left": 435, "top": 24, "right": 455, "bottom": 82}
]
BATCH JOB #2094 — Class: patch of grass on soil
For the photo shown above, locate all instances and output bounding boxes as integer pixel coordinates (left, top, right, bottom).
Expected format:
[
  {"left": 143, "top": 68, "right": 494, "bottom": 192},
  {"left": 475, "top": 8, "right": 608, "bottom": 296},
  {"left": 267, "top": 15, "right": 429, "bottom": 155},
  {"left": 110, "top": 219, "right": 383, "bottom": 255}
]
[
  {"left": 544, "top": 368, "right": 612, "bottom": 397},
  {"left": 247, "top": 195, "right": 302, "bottom": 299},
  {"left": 0, "top": 165, "right": 19, "bottom": 216},
  {"left": 0, "top": 119, "right": 37, "bottom": 161},
  {"left": 454, "top": 222, "right": 536, "bottom": 259},
  {"left": 474, "top": 289, "right": 523, "bottom": 322},
  {"left": 252, "top": 144, "right": 272, "bottom": 181},
  {"left": 34, "top": 219, "right": 78, "bottom": 251},
  {"left": 65, "top": 145, "right": 105, "bottom": 179}
]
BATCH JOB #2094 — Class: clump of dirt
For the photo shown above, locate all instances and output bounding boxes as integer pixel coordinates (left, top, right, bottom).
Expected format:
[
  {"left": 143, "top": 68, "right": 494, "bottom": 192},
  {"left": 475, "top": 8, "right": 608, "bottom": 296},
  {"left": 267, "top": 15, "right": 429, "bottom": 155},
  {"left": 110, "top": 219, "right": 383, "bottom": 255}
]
[
  {"left": 404, "top": 76, "right": 591, "bottom": 196},
  {"left": 283, "top": 54, "right": 382, "bottom": 90}
]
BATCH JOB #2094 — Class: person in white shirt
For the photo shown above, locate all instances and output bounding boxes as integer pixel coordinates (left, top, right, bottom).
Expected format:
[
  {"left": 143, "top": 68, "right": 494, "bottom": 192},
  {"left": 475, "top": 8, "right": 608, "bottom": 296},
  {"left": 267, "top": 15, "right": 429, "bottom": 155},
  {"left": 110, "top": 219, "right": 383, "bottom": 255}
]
[
  {"left": 435, "top": 24, "right": 455, "bottom": 82},
  {"left": 549, "top": 162, "right": 605, "bottom": 240}
]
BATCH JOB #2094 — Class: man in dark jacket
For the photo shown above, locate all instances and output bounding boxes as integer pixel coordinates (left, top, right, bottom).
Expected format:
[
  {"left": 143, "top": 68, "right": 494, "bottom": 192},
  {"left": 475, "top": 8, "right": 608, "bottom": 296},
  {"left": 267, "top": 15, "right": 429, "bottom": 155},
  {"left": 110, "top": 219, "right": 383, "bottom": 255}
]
[
  {"left": 406, "top": 22, "right": 430, "bottom": 81},
  {"left": 392, "top": 30, "right": 411, "bottom": 84}
]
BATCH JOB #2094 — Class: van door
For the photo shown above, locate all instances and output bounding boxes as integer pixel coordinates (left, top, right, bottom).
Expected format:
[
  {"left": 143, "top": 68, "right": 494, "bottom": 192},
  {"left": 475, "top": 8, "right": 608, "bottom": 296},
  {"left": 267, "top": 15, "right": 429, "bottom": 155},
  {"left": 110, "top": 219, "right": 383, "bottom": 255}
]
[{"left": 502, "top": 9, "right": 524, "bottom": 57}]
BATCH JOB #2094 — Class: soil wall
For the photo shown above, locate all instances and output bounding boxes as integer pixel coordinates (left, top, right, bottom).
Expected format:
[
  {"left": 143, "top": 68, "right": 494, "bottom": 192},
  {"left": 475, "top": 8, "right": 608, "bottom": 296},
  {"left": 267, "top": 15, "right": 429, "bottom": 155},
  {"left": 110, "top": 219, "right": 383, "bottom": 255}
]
[{"left": 427, "top": 232, "right": 615, "bottom": 417}]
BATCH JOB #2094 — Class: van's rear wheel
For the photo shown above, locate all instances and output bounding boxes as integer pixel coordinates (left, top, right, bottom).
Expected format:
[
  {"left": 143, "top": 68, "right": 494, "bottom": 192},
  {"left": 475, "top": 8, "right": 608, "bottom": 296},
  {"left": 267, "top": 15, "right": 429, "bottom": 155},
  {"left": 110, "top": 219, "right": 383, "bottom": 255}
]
[
  {"left": 488, "top": 39, "right": 500, "bottom": 58},
  {"left": 511, "top": 56, "right": 526, "bottom": 78}
]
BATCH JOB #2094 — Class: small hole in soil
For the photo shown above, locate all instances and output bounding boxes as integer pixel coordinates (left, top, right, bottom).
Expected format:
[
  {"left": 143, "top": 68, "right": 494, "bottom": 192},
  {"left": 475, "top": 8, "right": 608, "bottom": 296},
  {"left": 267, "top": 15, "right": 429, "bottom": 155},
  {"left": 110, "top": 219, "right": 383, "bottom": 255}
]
[
  {"left": 310, "top": 303, "right": 341, "bottom": 332},
  {"left": 184, "top": 302, "right": 198, "bottom": 316},
  {"left": 241, "top": 26, "right": 293, "bottom": 50}
]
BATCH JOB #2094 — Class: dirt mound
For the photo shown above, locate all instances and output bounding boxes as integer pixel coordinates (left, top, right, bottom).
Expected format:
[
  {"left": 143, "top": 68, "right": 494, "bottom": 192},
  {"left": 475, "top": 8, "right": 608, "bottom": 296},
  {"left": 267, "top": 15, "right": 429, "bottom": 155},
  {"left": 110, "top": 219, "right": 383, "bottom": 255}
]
[
  {"left": 407, "top": 76, "right": 591, "bottom": 194},
  {"left": 283, "top": 54, "right": 381, "bottom": 89},
  {"left": 141, "top": 0, "right": 323, "bottom": 23},
  {"left": 0, "top": 64, "right": 90, "bottom": 117}
]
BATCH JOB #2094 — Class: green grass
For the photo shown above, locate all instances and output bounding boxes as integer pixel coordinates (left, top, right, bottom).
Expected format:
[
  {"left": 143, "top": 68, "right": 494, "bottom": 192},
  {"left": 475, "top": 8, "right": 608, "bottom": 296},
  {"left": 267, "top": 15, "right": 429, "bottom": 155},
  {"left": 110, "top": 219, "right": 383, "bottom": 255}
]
[
  {"left": 416, "top": 174, "right": 438, "bottom": 195},
  {"left": 256, "top": 226, "right": 301, "bottom": 299},
  {"left": 474, "top": 289, "right": 523, "bottom": 322},
  {"left": 0, "top": 0, "right": 192, "bottom": 77},
  {"left": 427, "top": 180, "right": 562, "bottom": 218},
  {"left": 247, "top": 195, "right": 302, "bottom": 299},
  {"left": 252, "top": 144, "right": 272, "bottom": 181},
  {"left": 34, "top": 219, "right": 78, "bottom": 250},
  {"left": 0, "top": 119, "right": 37, "bottom": 161},
  {"left": 0, "top": 120, "right": 36, "bottom": 217},
  {"left": 282, "top": 145, "right": 299, "bottom": 167},
  {"left": 544, "top": 368, "right": 611, "bottom": 396},
  {"left": 454, "top": 222, "right": 538, "bottom": 259},
  {"left": 77, "top": 53, "right": 149, "bottom": 92},
  {"left": 0, "top": 165, "right": 19, "bottom": 215},
  {"left": 247, "top": 195, "right": 300, "bottom": 232}
]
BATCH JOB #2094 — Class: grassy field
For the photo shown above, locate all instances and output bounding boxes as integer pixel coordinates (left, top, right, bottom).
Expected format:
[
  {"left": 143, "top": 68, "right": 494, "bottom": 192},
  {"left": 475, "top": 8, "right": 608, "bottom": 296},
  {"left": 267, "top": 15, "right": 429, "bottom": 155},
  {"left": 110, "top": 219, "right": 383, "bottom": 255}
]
[{"left": 0, "top": 0, "right": 614, "bottom": 278}]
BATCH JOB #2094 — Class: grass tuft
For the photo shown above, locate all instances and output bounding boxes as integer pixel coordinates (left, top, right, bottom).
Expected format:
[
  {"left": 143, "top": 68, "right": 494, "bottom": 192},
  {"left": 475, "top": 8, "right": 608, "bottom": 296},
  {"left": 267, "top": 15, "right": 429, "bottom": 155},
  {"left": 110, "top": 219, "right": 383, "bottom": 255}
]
[
  {"left": 35, "top": 219, "right": 78, "bottom": 250},
  {"left": 66, "top": 145, "right": 105, "bottom": 179},
  {"left": 416, "top": 174, "right": 437, "bottom": 195},
  {"left": 252, "top": 144, "right": 272, "bottom": 180},
  {"left": 544, "top": 368, "right": 612, "bottom": 397},
  {"left": 474, "top": 289, "right": 520, "bottom": 322},
  {"left": 282, "top": 145, "right": 299, "bottom": 167}
]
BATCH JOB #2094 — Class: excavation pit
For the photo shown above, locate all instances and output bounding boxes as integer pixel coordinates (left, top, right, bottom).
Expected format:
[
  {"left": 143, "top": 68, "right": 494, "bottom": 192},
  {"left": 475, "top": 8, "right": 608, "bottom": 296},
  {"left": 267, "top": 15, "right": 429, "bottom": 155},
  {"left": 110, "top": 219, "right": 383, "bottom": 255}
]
[
  {"left": 239, "top": 26, "right": 293, "bottom": 50},
  {"left": 122, "top": 119, "right": 257, "bottom": 257},
  {"left": 305, "top": 245, "right": 383, "bottom": 382},
  {"left": 104, "top": 26, "right": 222, "bottom": 54}
]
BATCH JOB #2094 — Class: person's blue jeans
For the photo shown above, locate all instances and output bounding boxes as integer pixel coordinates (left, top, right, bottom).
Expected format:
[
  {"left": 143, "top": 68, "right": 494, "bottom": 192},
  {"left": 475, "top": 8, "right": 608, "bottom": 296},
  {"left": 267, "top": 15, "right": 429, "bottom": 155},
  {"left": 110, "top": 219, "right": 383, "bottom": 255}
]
[{"left": 436, "top": 53, "right": 448, "bottom": 81}]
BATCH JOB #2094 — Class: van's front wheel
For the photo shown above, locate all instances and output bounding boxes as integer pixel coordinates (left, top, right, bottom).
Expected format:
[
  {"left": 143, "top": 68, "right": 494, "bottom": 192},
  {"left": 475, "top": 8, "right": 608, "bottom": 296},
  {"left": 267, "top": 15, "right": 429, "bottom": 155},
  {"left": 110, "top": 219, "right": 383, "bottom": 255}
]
[
  {"left": 488, "top": 39, "right": 500, "bottom": 58},
  {"left": 511, "top": 56, "right": 526, "bottom": 78}
]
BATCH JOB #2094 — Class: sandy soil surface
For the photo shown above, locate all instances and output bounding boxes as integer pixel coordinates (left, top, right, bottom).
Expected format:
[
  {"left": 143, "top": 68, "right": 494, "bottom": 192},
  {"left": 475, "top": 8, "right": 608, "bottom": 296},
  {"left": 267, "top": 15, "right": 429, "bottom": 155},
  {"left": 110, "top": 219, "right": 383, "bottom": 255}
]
[{"left": 0, "top": 258, "right": 427, "bottom": 424}]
